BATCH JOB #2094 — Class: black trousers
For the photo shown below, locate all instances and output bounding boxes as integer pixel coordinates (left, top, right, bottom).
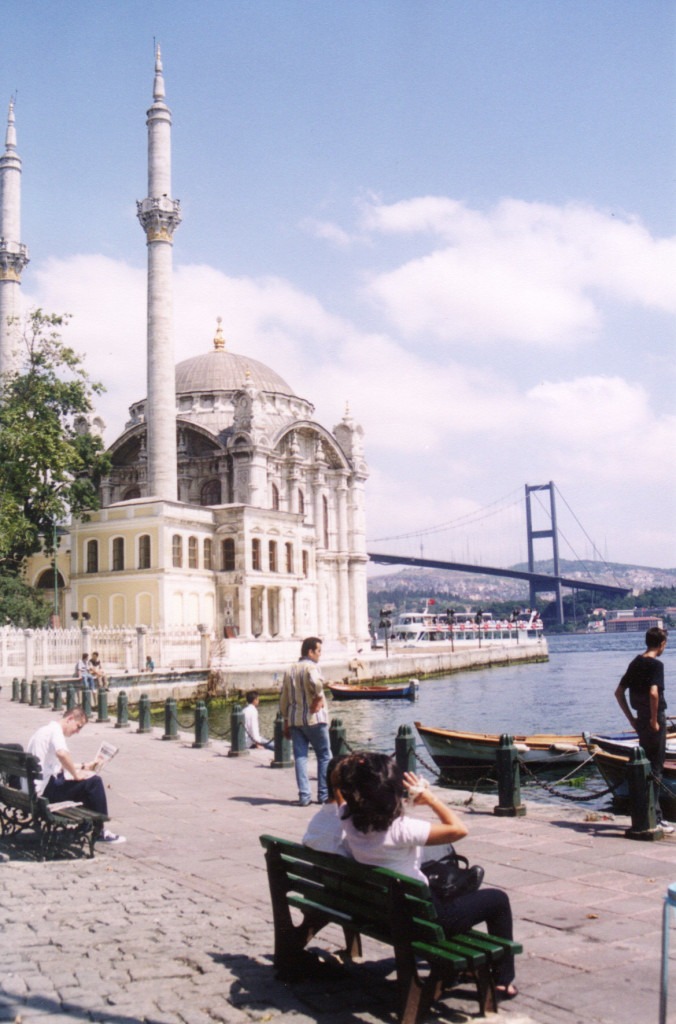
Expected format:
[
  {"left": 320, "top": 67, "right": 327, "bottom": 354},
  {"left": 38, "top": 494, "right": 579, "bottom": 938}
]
[
  {"left": 43, "top": 773, "right": 108, "bottom": 816},
  {"left": 432, "top": 886, "right": 515, "bottom": 985}
]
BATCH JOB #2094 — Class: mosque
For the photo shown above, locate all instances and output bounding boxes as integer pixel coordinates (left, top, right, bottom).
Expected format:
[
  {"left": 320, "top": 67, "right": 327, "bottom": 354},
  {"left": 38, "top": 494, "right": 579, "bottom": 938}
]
[{"left": 0, "top": 51, "right": 371, "bottom": 656}]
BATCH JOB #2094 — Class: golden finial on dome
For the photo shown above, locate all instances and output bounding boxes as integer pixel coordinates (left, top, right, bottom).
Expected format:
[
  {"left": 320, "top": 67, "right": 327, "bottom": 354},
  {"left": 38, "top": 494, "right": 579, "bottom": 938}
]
[{"left": 213, "top": 317, "right": 226, "bottom": 352}]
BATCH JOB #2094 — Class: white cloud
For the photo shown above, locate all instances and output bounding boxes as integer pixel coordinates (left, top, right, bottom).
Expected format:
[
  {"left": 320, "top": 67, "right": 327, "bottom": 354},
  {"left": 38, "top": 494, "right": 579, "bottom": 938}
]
[
  {"left": 358, "top": 197, "right": 676, "bottom": 346},
  {"left": 21, "top": 186, "right": 676, "bottom": 570},
  {"left": 300, "top": 217, "right": 353, "bottom": 248}
]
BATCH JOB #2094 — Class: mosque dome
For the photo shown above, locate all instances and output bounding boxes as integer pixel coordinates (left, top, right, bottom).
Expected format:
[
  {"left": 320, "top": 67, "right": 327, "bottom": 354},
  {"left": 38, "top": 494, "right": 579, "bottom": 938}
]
[{"left": 175, "top": 320, "right": 295, "bottom": 397}]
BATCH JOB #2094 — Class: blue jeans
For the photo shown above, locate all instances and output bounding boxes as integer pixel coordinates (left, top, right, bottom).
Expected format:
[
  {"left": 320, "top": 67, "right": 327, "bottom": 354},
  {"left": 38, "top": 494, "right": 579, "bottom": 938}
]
[{"left": 290, "top": 723, "right": 331, "bottom": 804}]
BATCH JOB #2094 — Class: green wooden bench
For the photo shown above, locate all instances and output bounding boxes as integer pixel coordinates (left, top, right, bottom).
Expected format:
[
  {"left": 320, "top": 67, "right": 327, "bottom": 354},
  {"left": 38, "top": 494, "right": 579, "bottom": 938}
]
[
  {"left": 260, "top": 834, "right": 522, "bottom": 1021},
  {"left": 0, "top": 744, "right": 109, "bottom": 860}
]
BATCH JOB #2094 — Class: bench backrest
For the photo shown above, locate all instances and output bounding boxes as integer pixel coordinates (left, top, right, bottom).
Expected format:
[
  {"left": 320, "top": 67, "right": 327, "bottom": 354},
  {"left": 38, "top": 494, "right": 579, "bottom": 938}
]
[
  {"left": 0, "top": 745, "right": 43, "bottom": 792},
  {"left": 260, "top": 833, "right": 445, "bottom": 947}
]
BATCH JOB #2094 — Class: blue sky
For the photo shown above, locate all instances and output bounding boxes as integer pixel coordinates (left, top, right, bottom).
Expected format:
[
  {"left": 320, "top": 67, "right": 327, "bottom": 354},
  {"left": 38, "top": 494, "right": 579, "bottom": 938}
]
[{"left": 3, "top": 0, "right": 676, "bottom": 570}]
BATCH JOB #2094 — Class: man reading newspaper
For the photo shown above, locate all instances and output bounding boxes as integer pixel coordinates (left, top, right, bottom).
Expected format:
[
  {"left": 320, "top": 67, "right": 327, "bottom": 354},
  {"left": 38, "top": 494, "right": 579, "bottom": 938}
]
[{"left": 26, "top": 707, "right": 125, "bottom": 844}]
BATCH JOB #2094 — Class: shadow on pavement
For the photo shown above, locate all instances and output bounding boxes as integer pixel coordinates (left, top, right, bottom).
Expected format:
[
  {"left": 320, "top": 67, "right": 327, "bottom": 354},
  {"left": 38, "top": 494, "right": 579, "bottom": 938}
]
[{"left": 211, "top": 948, "right": 478, "bottom": 1024}]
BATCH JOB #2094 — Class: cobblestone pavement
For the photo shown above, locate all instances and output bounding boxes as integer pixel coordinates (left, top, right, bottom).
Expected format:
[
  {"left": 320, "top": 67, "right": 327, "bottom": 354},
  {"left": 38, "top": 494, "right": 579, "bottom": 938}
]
[{"left": 2, "top": 689, "right": 675, "bottom": 1024}]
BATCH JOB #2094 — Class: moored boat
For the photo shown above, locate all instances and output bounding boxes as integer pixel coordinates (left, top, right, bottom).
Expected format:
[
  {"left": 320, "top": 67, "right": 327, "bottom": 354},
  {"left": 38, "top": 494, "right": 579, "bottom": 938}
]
[
  {"left": 328, "top": 679, "right": 418, "bottom": 701},
  {"left": 415, "top": 722, "right": 588, "bottom": 770},
  {"left": 584, "top": 732, "right": 676, "bottom": 818}
]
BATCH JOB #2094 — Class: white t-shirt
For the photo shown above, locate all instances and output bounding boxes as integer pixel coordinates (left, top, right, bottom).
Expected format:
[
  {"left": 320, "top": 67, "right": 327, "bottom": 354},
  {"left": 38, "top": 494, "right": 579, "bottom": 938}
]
[
  {"left": 343, "top": 814, "right": 431, "bottom": 881},
  {"left": 303, "top": 803, "right": 350, "bottom": 856},
  {"left": 242, "top": 704, "right": 265, "bottom": 745},
  {"left": 26, "top": 721, "right": 68, "bottom": 796}
]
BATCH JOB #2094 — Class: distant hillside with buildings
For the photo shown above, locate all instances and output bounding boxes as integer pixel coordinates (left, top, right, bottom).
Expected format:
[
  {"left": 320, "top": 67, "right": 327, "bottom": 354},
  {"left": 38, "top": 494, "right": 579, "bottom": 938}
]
[{"left": 367, "top": 560, "right": 676, "bottom": 610}]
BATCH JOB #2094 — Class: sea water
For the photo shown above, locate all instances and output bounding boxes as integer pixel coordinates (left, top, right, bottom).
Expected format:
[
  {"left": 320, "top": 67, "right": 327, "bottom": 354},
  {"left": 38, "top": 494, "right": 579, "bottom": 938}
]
[{"left": 255, "top": 632, "right": 674, "bottom": 807}]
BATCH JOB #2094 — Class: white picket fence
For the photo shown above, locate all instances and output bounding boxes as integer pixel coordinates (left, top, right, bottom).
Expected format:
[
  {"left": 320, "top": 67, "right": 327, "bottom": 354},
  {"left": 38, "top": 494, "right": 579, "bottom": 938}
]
[{"left": 0, "top": 624, "right": 210, "bottom": 681}]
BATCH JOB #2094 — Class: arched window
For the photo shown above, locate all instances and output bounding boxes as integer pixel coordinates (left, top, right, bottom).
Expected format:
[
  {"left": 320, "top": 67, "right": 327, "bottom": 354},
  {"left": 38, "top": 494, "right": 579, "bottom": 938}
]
[
  {"left": 86, "top": 539, "right": 98, "bottom": 574},
  {"left": 251, "top": 538, "right": 261, "bottom": 571},
  {"left": 203, "top": 538, "right": 213, "bottom": 570},
  {"left": 222, "top": 538, "right": 235, "bottom": 572},
  {"left": 188, "top": 536, "right": 198, "bottom": 569},
  {"left": 112, "top": 537, "right": 124, "bottom": 571},
  {"left": 322, "top": 495, "right": 329, "bottom": 549},
  {"left": 172, "top": 535, "right": 183, "bottom": 568},
  {"left": 138, "top": 535, "right": 151, "bottom": 569},
  {"left": 271, "top": 483, "right": 280, "bottom": 510},
  {"left": 269, "top": 540, "right": 277, "bottom": 572},
  {"left": 36, "top": 568, "right": 65, "bottom": 591},
  {"left": 298, "top": 489, "right": 305, "bottom": 516},
  {"left": 200, "top": 479, "right": 221, "bottom": 506},
  {"left": 123, "top": 487, "right": 141, "bottom": 500}
]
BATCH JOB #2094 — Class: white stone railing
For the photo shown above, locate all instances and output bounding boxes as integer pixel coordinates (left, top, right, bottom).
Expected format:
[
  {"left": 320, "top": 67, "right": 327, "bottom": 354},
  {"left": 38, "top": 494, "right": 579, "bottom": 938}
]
[{"left": 0, "top": 624, "right": 212, "bottom": 682}]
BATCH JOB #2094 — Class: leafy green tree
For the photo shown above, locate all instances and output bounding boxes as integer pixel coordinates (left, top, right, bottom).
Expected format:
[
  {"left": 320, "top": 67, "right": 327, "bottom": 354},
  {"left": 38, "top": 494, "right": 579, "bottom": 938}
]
[
  {"left": 0, "top": 574, "right": 50, "bottom": 628},
  {"left": 0, "top": 309, "right": 111, "bottom": 575}
]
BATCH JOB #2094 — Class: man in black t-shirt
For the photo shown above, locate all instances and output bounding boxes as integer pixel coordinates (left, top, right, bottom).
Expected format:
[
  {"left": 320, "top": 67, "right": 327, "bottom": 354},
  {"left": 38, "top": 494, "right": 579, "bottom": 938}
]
[{"left": 615, "top": 626, "right": 669, "bottom": 827}]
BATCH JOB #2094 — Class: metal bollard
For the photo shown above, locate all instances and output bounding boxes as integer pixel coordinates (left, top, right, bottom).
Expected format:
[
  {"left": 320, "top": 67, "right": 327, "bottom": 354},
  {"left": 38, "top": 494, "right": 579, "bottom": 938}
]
[
  {"left": 81, "top": 688, "right": 93, "bottom": 719},
  {"left": 115, "top": 691, "right": 129, "bottom": 729},
  {"left": 53, "top": 684, "right": 63, "bottom": 712},
  {"left": 97, "top": 689, "right": 109, "bottom": 723},
  {"left": 659, "top": 881, "right": 676, "bottom": 1023},
  {"left": 66, "top": 685, "right": 76, "bottom": 711},
  {"left": 193, "top": 700, "right": 209, "bottom": 749},
  {"left": 40, "top": 680, "right": 51, "bottom": 709},
  {"left": 395, "top": 724, "right": 417, "bottom": 774},
  {"left": 11, "top": 677, "right": 19, "bottom": 701},
  {"left": 625, "top": 745, "right": 662, "bottom": 840},
  {"left": 329, "top": 717, "right": 350, "bottom": 757},
  {"left": 30, "top": 680, "right": 39, "bottom": 707},
  {"left": 162, "top": 698, "right": 178, "bottom": 741},
  {"left": 271, "top": 712, "right": 293, "bottom": 769},
  {"left": 137, "top": 693, "right": 152, "bottom": 734},
  {"left": 20, "top": 679, "right": 28, "bottom": 704},
  {"left": 228, "top": 703, "right": 248, "bottom": 756},
  {"left": 494, "top": 735, "right": 526, "bottom": 817}
]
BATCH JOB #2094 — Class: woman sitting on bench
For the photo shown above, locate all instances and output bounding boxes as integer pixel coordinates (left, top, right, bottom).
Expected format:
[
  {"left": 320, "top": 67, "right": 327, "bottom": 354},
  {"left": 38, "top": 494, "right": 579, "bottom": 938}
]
[{"left": 338, "top": 751, "right": 518, "bottom": 1001}]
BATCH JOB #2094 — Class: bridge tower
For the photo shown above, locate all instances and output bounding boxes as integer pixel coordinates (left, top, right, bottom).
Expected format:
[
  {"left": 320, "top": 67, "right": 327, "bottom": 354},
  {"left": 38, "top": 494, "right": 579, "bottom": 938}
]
[{"left": 525, "top": 482, "right": 564, "bottom": 625}]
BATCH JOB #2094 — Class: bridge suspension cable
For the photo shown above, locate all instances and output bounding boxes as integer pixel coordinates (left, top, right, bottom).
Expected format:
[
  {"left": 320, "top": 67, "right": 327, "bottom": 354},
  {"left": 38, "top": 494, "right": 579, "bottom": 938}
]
[
  {"left": 551, "top": 485, "right": 625, "bottom": 589},
  {"left": 368, "top": 487, "right": 523, "bottom": 544}
]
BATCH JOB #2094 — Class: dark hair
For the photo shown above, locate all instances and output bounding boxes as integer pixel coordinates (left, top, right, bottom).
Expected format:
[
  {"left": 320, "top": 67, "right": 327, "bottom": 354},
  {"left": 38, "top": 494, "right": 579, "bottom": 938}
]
[
  {"left": 646, "top": 627, "right": 668, "bottom": 650},
  {"left": 326, "top": 755, "right": 347, "bottom": 802},
  {"left": 245, "top": 690, "right": 258, "bottom": 704},
  {"left": 301, "top": 636, "right": 322, "bottom": 658},
  {"left": 339, "top": 752, "right": 404, "bottom": 833}
]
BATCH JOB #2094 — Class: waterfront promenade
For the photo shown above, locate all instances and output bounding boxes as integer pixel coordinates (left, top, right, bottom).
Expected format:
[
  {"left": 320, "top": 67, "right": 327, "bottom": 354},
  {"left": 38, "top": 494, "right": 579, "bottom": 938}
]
[{"left": 1, "top": 689, "right": 675, "bottom": 1024}]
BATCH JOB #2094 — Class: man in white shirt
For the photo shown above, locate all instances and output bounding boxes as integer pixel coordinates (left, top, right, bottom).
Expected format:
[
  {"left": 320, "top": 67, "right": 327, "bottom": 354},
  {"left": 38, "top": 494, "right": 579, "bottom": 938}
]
[
  {"left": 242, "top": 691, "right": 273, "bottom": 749},
  {"left": 27, "top": 708, "right": 125, "bottom": 844}
]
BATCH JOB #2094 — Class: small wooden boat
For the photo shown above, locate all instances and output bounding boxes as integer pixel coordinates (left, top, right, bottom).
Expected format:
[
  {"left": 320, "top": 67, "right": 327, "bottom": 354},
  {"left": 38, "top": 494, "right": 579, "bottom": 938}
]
[
  {"left": 415, "top": 722, "right": 588, "bottom": 770},
  {"left": 327, "top": 679, "right": 418, "bottom": 701},
  {"left": 584, "top": 733, "right": 676, "bottom": 818}
]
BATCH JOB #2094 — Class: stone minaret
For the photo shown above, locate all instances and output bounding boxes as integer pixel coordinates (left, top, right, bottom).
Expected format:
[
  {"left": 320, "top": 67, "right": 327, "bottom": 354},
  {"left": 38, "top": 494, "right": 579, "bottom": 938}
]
[
  {"left": 136, "top": 46, "right": 181, "bottom": 500},
  {"left": 0, "top": 98, "right": 29, "bottom": 379}
]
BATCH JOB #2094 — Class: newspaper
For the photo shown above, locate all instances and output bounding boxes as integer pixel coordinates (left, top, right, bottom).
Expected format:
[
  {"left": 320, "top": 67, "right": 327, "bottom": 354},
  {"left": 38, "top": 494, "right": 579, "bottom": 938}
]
[
  {"left": 48, "top": 800, "right": 83, "bottom": 811},
  {"left": 93, "top": 742, "right": 119, "bottom": 772}
]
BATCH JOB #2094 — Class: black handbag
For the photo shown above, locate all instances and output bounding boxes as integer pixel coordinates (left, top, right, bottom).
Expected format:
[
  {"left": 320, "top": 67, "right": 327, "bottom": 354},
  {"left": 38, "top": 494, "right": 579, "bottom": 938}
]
[{"left": 421, "top": 846, "right": 485, "bottom": 900}]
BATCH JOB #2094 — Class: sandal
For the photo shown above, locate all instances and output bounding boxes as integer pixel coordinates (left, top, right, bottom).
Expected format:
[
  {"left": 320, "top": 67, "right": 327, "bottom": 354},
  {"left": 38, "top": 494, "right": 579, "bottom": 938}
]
[{"left": 496, "top": 984, "right": 518, "bottom": 1000}]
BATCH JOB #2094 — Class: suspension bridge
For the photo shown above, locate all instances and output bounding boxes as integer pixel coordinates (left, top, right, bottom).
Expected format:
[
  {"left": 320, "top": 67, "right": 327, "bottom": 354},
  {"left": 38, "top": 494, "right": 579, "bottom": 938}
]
[{"left": 367, "top": 482, "right": 631, "bottom": 625}]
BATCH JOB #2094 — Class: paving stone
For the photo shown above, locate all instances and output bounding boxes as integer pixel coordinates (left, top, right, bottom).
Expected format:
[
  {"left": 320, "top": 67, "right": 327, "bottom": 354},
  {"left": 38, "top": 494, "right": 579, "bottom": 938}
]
[{"left": 1, "top": 691, "right": 673, "bottom": 1024}]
